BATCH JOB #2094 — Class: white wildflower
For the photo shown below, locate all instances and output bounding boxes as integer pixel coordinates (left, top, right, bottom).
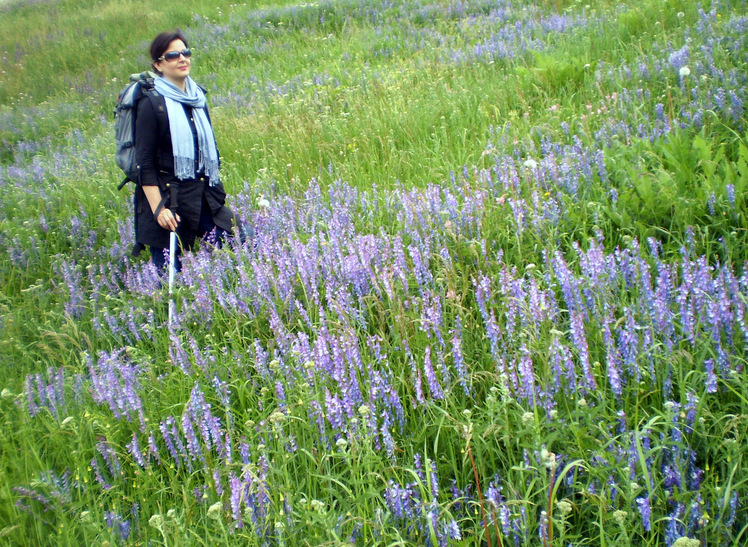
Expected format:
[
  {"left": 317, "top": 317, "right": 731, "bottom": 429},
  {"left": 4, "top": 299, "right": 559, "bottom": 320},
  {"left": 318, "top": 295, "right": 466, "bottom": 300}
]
[
  {"left": 612, "top": 510, "right": 628, "bottom": 525},
  {"left": 207, "top": 502, "right": 223, "bottom": 521},
  {"left": 149, "top": 514, "right": 164, "bottom": 531},
  {"left": 541, "top": 447, "right": 557, "bottom": 470},
  {"left": 672, "top": 537, "right": 700, "bottom": 547},
  {"left": 269, "top": 410, "right": 286, "bottom": 424},
  {"left": 556, "top": 500, "right": 573, "bottom": 515}
]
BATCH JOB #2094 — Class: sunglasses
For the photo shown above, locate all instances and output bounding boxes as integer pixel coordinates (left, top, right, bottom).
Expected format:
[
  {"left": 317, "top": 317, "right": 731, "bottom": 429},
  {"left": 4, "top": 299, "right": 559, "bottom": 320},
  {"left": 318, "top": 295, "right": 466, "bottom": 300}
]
[{"left": 158, "top": 48, "right": 192, "bottom": 62}]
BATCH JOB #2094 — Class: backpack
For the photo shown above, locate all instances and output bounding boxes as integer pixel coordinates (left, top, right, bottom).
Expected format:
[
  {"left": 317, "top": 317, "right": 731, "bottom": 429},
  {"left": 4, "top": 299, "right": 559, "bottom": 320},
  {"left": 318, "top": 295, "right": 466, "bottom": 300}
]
[{"left": 113, "top": 71, "right": 160, "bottom": 189}]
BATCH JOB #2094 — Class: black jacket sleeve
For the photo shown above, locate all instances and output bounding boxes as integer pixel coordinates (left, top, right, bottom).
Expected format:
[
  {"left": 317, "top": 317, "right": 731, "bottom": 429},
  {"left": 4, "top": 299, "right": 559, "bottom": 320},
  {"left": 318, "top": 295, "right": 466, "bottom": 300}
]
[{"left": 135, "top": 96, "right": 161, "bottom": 187}]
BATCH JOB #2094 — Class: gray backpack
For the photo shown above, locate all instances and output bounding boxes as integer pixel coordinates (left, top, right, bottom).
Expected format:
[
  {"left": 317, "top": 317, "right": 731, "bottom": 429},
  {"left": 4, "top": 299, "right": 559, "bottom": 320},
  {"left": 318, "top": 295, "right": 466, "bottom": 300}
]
[{"left": 113, "top": 71, "right": 161, "bottom": 189}]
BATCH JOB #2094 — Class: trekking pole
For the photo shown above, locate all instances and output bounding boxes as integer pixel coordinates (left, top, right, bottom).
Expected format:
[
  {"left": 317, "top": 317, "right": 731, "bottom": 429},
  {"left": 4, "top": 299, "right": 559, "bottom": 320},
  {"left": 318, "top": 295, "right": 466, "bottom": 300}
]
[{"left": 168, "top": 230, "right": 177, "bottom": 326}]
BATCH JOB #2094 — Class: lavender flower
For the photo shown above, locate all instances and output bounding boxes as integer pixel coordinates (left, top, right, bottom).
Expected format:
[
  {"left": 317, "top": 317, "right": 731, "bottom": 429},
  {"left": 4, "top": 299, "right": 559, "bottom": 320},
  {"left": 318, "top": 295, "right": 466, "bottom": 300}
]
[
  {"left": 539, "top": 510, "right": 549, "bottom": 543},
  {"left": 229, "top": 472, "right": 243, "bottom": 528},
  {"left": 704, "top": 359, "right": 718, "bottom": 393},
  {"left": 88, "top": 350, "right": 145, "bottom": 426},
  {"left": 24, "top": 367, "right": 66, "bottom": 419},
  {"left": 728, "top": 90, "right": 743, "bottom": 122},
  {"left": 517, "top": 346, "right": 536, "bottom": 404},
  {"left": 665, "top": 503, "right": 686, "bottom": 546},
  {"left": 725, "top": 491, "right": 739, "bottom": 528},
  {"left": 669, "top": 45, "right": 689, "bottom": 72},
  {"left": 450, "top": 317, "right": 470, "bottom": 395},
  {"left": 104, "top": 511, "right": 131, "bottom": 541},
  {"left": 726, "top": 184, "right": 736, "bottom": 207},
  {"left": 570, "top": 311, "right": 596, "bottom": 390},
  {"left": 422, "top": 346, "right": 444, "bottom": 399},
  {"left": 636, "top": 496, "right": 652, "bottom": 531},
  {"left": 96, "top": 440, "right": 122, "bottom": 478},
  {"left": 127, "top": 433, "right": 147, "bottom": 468}
]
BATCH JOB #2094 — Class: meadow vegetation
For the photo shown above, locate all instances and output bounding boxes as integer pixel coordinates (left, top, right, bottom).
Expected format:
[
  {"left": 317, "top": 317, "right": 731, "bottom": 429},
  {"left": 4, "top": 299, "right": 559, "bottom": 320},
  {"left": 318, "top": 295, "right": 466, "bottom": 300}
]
[{"left": 0, "top": 0, "right": 747, "bottom": 544}]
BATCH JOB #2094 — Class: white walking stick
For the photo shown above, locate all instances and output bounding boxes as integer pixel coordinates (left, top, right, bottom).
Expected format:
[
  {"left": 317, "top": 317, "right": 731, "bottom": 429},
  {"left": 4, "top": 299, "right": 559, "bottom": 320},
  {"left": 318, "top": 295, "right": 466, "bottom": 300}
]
[{"left": 168, "top": 230, "right": 177, "bottom": 326}]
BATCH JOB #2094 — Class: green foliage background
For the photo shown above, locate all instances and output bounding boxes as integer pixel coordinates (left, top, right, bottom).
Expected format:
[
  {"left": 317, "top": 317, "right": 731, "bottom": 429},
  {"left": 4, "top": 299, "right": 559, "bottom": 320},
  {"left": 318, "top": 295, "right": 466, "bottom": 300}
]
[{"left": 0, "top": 0, "right": 747, "bottom": 545}]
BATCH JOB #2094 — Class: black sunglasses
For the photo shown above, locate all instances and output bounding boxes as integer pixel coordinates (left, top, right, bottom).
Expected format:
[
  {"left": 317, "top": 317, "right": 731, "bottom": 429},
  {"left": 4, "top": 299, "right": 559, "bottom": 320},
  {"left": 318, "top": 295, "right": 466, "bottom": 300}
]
[{"left": 158, "top": 48, "right": 192, "bottom": 62}]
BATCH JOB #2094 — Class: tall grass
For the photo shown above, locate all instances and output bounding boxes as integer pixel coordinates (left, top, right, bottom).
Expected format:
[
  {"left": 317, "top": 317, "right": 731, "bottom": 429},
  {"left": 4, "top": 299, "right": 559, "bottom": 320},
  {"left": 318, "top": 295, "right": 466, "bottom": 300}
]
[{"left": 1, "top": 0, "right": 747, "bottom": 544}]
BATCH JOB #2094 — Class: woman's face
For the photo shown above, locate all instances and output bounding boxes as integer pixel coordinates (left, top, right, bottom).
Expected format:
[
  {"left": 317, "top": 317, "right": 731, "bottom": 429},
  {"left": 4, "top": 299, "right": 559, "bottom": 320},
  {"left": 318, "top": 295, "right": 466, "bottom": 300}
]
[{"left": 154, "top": 39, "right": 191, "bottom": 87}]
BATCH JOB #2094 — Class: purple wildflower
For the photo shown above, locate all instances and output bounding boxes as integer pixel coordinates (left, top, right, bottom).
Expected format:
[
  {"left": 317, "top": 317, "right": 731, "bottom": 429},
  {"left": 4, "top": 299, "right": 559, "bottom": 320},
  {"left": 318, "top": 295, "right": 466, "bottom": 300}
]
[
  {"left": 450, "top": 317, "right": 470, "bottom": 395},
  {"left": 56, "top": 259, "right": 85, "bottom": 318},
  {"left": 714, "top": 87, "right": 726, "bottom": 111},
  {"left": 91, "top": 457, "right": 111, "bottom": 490},
  {"left": 423, "top": 346, "right": 444, "bottom": 399},
  {"left": 24, "top": 367, "right": 66, "bottom": 419},
  {"left": 127, "top": 433, "right": 147, "bottom": 468},
  {"left": 704, "top": 359, "right": 718, "bottom": 393},
  {"left": 229, "top": 471, "right": 244, "bottom": 528},
  {"left": 13, "top": 487, "right": 51, "bottom": 512},
  {"left": 96, "top": 440, "right": 122, "bottom": 478},
  {"left": 664, "top": 503, "right": 686, "bottom": 546},
  {"left": 729, "top": 90, "right": 743, "bottom": 122},
  {"left": 517, "top": 346, "right": 536, "bottom": 404},
  {"left": 104, "top": 511, "right": 132, "bottom": 541},
  {"left": 88, "top": 350, "right": 145, "bottom": 426},
  {"left": 570, "top": 311, "right": 596, "bottom": 390},
  {"left": 539, "top": 510, "right": 549, "bottom": 543},
  {"left": 726, "top": 183, "right": 736, "bottom": 208},
  {"left": 637, "top": 496, "right": 652, "bottom": 531},
  {"left": 213, "top": 468, "right": 224, "bottom": 497},
  {"left": 725, "top": 491, "right": 739, "bottom": 527},
  {"left": 668, "top": 45, "right": 689, "bottom": 72}
]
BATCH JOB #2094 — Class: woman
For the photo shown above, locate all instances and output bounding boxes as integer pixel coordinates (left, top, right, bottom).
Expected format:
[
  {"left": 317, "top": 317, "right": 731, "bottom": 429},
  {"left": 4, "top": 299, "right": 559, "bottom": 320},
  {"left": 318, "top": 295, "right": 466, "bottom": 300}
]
[{"left": 134, "top": 30, "right": 235, "bottom": 270}]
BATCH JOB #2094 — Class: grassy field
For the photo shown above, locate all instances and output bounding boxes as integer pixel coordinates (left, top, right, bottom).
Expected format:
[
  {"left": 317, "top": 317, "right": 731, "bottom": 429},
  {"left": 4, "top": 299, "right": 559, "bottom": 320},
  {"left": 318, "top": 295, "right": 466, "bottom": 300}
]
[{"left": 1, "top": 0, "right": 747, "bottom": 544}]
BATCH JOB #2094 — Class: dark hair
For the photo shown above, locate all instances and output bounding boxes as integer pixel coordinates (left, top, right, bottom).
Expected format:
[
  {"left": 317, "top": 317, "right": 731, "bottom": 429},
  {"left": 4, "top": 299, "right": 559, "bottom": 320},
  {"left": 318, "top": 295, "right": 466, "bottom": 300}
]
[{"left": 149, "top": 30, "right": 188, "bottom": 66}]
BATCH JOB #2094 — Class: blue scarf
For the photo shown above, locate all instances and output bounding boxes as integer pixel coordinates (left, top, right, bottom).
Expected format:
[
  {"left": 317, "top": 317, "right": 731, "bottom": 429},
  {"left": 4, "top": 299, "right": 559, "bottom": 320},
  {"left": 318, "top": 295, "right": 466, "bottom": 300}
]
[{"left": 154, "top": 76, "right": 220, "bottom": 186}]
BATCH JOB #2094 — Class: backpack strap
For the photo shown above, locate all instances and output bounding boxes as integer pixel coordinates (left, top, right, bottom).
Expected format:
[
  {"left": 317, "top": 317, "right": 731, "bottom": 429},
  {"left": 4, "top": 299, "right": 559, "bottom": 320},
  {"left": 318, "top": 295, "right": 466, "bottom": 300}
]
[
  {"left": 140, "top": 83, "right": 168, "bottom": 138},
  {"left": 117, "top": 175, "right": 131, "bottom": 191}
]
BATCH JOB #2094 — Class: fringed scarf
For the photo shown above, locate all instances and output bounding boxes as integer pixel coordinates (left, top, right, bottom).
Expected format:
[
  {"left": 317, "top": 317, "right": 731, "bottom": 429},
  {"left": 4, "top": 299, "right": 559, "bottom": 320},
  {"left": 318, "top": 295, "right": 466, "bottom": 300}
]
[{"left": 154, "top": 76, "right": 219, "bottom": 185}]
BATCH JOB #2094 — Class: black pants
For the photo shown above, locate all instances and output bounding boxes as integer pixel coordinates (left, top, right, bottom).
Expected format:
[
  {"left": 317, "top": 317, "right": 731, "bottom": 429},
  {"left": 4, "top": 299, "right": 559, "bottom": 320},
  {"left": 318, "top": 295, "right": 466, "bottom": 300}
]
[{"left": 150, "top": 196, "right": 228, "bottom": 272}]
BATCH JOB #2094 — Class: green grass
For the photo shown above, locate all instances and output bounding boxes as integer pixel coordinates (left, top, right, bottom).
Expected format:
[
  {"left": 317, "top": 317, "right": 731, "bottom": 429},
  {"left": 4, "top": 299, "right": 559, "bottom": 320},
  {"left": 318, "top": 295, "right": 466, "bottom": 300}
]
[{"left": 1, "top": 0, "right": 747, "bottom": 544}]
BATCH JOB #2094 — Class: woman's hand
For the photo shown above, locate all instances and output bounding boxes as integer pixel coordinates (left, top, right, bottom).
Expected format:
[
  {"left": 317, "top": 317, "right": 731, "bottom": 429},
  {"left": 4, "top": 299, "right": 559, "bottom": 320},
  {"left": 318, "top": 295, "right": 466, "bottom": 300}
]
[
  {"left": 143, "top": 186, "right": 180, "bottom": 231},
  {"left": 156, "top": 208, "right": 181, "bottom": 231}
]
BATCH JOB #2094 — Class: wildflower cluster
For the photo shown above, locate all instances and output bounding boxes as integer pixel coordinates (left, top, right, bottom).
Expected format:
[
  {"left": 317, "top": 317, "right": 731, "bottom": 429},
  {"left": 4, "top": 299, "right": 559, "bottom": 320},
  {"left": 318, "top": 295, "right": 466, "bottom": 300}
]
[{"left": 3, "top": 0, "right": 747, "bottom": 544}]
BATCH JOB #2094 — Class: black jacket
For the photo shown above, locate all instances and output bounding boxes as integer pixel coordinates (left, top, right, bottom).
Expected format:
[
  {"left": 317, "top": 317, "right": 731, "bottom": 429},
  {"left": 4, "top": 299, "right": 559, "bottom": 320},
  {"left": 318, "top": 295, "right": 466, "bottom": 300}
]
[{"left": 133, "top": 91, "right": 234, "bottom": 252}]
